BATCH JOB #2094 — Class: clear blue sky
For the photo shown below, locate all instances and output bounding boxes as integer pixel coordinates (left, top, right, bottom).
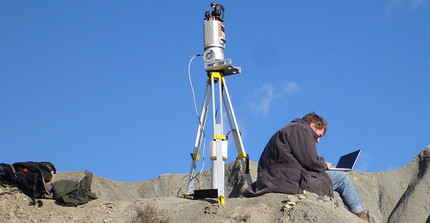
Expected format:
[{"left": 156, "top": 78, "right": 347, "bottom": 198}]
[{"left": 1, "top": 1, "right": 429, "bottom": 182}]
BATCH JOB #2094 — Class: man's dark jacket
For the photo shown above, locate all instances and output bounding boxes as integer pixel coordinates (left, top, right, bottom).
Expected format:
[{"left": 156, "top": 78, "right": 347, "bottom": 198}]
[{"left": 243, "top": 119, "right": 333, "bottom": 197}]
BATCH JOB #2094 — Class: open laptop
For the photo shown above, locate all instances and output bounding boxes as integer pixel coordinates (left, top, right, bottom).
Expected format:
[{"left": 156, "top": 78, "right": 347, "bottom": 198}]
[{"left": 328, "top": 149, "right": 361, "bottom": 171}]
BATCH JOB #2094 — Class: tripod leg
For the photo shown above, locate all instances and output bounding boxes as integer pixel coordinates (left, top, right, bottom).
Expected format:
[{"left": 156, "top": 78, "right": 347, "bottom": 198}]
[
  {"left": 210, "top": 73, "right": 226, "bottom": 203},
  {"left": 221, "top": 80, "right": 253, "bottom": 186},
  {"left": 185, "top": 82, "right": 212, "bottom": 196}
]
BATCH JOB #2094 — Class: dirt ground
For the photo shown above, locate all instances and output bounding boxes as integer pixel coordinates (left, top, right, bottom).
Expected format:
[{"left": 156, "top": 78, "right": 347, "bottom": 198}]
[{"left": 0, "top": 146, "right": 429, "bottom": 223}]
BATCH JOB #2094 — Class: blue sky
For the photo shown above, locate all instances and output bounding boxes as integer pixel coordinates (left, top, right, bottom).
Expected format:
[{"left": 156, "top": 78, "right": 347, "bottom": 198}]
[{"left": 1, "top": 1, "right": 429, "bottom": 182}]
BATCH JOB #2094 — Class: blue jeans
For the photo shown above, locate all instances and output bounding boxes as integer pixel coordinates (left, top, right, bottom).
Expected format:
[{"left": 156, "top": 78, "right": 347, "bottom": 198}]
[{"left": 326, "top": 170, "right": 365, "bottom": 214}]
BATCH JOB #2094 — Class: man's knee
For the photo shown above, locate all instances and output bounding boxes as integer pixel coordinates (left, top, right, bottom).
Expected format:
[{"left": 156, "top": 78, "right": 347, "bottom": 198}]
[{"left": 328, "top": 170, "right": 351, "bottom": 190}]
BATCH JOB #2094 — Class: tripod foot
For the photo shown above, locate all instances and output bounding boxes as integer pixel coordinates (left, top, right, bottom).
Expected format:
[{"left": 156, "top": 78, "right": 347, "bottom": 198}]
[{"left": 218, "top": 195, "right": 225, "bottom": 205}]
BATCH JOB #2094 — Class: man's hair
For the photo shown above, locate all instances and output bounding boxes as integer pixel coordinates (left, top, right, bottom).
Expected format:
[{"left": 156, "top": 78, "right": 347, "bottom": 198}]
[{"left": 302, "top": 112, "right": 327, "bottom": 135}]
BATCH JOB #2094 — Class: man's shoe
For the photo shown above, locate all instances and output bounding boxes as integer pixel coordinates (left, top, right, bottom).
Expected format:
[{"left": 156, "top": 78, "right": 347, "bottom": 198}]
[{"left": 356, "top": 211, "right": 370, "bottom": 222}]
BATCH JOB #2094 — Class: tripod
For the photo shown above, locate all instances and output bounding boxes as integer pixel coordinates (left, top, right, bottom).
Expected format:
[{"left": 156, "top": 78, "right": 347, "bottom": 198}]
[{"left": 185, "top": 71, "right": 252, "bottom": 204}]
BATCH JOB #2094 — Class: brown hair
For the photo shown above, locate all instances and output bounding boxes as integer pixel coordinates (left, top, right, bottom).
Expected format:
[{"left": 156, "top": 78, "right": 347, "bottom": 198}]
[{"left": 302, "top": 112, "right": 327, "bottom": 135}]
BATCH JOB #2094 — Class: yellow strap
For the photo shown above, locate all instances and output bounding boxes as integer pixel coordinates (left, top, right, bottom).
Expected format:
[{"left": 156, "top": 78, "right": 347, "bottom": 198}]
[
  {"left": 191, "top": 153, "right": 200, "bottom": 160},
  {"left": 211, "top": 72, "right": 221, "bottom": 79},
  {"left": 237, "top": 152, "right": 247, "bottom": 160},
  {"left": 206, "top": 72, "right": 226, "bottom": 83},
  {"left": 218, "top": 195, "right": 225, "bottom": 205},
  {"left": 213, "top": 135, "right": 226, "bottom": 140}
]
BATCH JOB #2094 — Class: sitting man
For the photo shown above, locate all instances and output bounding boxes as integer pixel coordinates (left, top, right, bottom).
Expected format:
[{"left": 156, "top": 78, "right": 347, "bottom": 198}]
[{"left": 243, "top": 112, "right": 369, "bottom": 222}]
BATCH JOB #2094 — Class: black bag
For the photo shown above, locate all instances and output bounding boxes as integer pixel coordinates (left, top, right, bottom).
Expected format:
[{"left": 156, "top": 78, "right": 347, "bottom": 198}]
[
  {"left": 0, "top": 163, "right": 17, "bottom": 186},
  {"left": 12, "top": 162, "right": 57, "bottom": 204}
]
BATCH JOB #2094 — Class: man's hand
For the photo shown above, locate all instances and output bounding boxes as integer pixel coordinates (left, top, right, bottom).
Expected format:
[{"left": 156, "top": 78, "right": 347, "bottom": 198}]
[{"left": 325, "top": 161, "right": 332, "bottom": 168}]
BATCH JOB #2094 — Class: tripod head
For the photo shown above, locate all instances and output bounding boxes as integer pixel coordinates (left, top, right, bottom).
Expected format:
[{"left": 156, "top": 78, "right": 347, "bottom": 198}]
[{"left": 203, "top": 3, "right": 240, "bottom": 76}]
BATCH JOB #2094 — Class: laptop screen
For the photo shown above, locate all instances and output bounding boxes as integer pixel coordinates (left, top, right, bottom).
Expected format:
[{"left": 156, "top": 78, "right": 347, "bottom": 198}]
[{"left": 336, "top": 150, "right": 361, "bottom": 168}]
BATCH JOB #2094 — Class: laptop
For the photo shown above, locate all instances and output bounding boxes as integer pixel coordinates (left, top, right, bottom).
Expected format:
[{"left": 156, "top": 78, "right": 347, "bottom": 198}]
[{"left": 328, "top": 149, "right": 361, "bottom": 171}]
